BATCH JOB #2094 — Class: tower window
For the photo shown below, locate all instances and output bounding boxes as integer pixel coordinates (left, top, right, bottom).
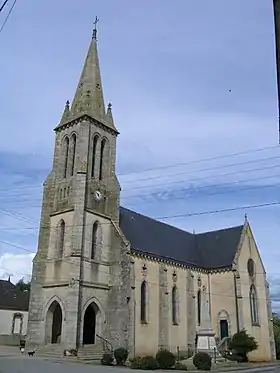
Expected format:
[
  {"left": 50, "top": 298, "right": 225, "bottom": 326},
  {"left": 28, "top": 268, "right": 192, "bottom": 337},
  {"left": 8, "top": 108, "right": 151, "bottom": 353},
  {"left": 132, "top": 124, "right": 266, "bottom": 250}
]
[
  {"left": 91, "top": 222, "right": 98, "bottom": 260},
  {"left": 99, "top": 138, "right": 106, "bottom": 181},
  {"left": 58, "top": 220, "right": 65, "bottom": 257},
  {"left": 140, "top": 281, "right": 147, "bottom": 323},
  {"left": 63, "top": 136, "right": 69, "bottom": 178},
  {"left": 91, "top": 135, "right": 98, "bottom": 178},
  {"left": 70, "top": 134, "right": 77, "bottom": 176},
  {"left": 197, "top": 289, "right": 201, "bottom": 326}
]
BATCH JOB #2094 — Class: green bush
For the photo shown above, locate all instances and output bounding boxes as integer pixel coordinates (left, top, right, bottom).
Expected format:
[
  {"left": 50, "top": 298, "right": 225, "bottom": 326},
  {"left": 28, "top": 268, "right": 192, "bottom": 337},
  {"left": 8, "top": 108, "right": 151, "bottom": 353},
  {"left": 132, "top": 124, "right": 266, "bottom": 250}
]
[
  {"left": 229, "top": 329, "right": 258, "bottom": 363},
  {"left": 114, "top": 347, "right": 128, "bottom": 365},
  {"left": 174, "top": 362, "right": 188, "bottom": 370},
  {"left": 101, "top": 352, "right": 114, "bottom": 366},
  {"left": 130, "top": 356, "right": 142, "bottom": 369},
  {"left": 156, "top": 348, "right": 176, "bottom": 369},
  {"left": 193, "top": 352, "right": 211, "bottom": 371},
  {"left": 139, "top": 356, "right": 158, "bottom": 370}
]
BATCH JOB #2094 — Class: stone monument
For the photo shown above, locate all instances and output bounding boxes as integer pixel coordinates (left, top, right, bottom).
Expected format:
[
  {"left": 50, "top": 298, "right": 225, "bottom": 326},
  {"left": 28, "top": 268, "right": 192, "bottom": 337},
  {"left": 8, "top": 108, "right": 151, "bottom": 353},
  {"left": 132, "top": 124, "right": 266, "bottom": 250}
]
[{"left": 196, "top": 285, "right": 220, "bottom": 357}]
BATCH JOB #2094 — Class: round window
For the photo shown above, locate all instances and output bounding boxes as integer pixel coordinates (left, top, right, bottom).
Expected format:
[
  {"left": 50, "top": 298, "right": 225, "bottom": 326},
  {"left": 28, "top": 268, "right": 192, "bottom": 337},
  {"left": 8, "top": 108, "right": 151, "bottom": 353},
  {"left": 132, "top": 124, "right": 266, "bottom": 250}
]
[{"left": 247, "top": 259, "right": 255, "bottom": 277}]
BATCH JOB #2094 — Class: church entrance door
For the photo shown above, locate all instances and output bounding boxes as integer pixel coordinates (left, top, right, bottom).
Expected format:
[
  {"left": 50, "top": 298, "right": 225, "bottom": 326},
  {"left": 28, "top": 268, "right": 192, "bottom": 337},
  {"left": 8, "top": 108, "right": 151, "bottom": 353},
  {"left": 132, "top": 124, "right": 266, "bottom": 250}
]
[
  {"left": 83, "top": 303, "right": 98, "bottom": 344},
  {"left": 46, "top": 301, "right": 63, "bottom": 344},
  {"left": 220, "top": 319, "right": 229, "bottom": 340}
]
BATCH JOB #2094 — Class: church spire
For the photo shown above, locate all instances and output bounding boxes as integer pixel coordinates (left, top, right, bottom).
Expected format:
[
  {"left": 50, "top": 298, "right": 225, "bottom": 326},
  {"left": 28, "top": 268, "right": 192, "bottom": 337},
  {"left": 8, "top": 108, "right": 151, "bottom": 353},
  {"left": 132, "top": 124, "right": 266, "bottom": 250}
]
[
  {"left": 60, "top": 100, "right": 70, "bottom": 123},
  {"left": 70, "top": 17, "right": 106, "bottom": 122}
]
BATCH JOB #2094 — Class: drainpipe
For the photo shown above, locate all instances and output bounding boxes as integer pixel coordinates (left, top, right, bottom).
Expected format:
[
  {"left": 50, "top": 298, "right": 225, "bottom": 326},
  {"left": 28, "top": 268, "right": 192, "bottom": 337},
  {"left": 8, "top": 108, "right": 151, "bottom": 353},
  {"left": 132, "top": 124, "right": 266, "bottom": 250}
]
[
  {"left": 233, "top": 270, "right": 240, "bottom": 333},
  {"left": 207, "top": 273, "right": 212, "bottom": 321}
]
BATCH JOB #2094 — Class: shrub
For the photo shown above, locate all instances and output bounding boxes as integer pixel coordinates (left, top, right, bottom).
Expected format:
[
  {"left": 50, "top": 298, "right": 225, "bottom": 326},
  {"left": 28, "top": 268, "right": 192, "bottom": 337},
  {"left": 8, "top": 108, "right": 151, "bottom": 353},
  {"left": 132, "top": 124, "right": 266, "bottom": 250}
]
[
  {"left": 139, "top": 356, "right": 158, "bottom": 370},
  {"left": 156, "top": 348, "right": 176, "bottom": 369},
  {"left": 130, "top": 356, "right": 142, "bottom": 369},
  {"left": 101, "top": 352, "right": 114, "bottom": 366},
  {"left": 229, "top": 329, "right": 258, "bottom": 363},
  {"left": 174, "top": 362, "right": 188, "bottom": 370},
  {"left": 114, "top": 347, "right": 128, "bottom": 365},
  {"left": 193, "top": 352, "right": 212, "bottom": 371}
]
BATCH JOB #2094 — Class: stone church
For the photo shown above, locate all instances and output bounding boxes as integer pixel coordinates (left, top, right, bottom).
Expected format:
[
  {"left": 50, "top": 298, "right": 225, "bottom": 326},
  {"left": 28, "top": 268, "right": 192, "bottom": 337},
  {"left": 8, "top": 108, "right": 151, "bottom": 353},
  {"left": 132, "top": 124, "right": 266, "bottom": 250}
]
[{"left": 26, "top": 26, "right": 275, "bottom": 362}]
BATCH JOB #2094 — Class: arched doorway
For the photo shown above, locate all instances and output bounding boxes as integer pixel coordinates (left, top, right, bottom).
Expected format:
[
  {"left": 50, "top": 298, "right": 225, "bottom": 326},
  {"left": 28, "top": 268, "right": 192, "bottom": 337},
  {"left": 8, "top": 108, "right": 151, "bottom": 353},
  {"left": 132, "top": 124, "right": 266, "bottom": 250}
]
[
  {"left": 217, "top": 310, "right": 230, "bottom": 340},
  {"left": 83, "top": 303, "right": 99, "bottom": 345},
  {"left": 46, "top": 300, "right": 63, "bottom": 344},
  {"left": 220, "top": 319, "right": 229, "bottom": 339}
]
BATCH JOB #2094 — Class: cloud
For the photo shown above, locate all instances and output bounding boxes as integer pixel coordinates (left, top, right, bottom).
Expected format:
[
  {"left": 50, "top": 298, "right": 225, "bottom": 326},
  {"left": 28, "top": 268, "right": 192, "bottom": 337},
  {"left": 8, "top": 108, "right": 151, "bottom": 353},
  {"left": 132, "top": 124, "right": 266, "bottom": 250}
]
[{"left": 0, "top": 253, "right": 35, "bottom": 284}]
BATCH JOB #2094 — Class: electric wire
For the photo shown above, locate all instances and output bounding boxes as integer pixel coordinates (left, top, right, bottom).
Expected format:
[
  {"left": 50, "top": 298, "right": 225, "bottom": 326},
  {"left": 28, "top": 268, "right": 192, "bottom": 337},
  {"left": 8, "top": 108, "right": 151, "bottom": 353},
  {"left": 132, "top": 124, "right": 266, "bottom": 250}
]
[
  {"left": 0, "top": 148, "right": 279, "bottom": 194},
  {"left": 1, "top": 162, "right": 279, "bottom": 202},
  {"left": 0, "top": 0, "right": 9, "bottom": 13},
  {"left": 0, "top": 200, "right": 279, "bottom": 233},
  {"left": 0, "top": 0, "right": 16, "bottom": 35}
]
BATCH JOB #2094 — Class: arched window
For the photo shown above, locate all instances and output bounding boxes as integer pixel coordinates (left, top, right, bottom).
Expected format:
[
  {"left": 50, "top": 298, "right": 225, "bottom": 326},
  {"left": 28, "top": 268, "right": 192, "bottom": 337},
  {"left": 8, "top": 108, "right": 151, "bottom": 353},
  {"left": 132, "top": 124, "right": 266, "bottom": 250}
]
[
  {"left": 63, "top": 136, "right": 69, "bottom": 178},
  {"left": 70, "top": 134, "right": 76, "bottom": 176},
  {"left": 91, "top": 135, "right": 98, "bottom": 178},
  {"left": 250, "top": 284, "right": 258, "bottom": 324},
  {"left": 140, "top": 281, "right": 147, "bottom": 323},
  {"left": 197, "top": 289, "right": 201, "bottom": 326},
  {"left": 172, "top": 285, "right": 178, "bottom": 325},
  {"left": 99, "top": 138, "right": 106, "bottom": 181},
  {"left": 58, "top": 220, "right": 65, "bottom": 257},
  {"left": 91, "top": 222, "right": 98, "bottom": 260},
  {"left": 247, "top": 258, "right": 255, "bottom": 278}
]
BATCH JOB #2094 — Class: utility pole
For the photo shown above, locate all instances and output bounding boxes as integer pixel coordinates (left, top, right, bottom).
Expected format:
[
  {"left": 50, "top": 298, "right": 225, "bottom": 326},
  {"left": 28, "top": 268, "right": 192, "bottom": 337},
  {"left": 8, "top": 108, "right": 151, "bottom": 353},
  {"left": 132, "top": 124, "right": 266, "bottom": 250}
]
[{"left": 273, "top": 0, "right": 280, "bottom": 143}]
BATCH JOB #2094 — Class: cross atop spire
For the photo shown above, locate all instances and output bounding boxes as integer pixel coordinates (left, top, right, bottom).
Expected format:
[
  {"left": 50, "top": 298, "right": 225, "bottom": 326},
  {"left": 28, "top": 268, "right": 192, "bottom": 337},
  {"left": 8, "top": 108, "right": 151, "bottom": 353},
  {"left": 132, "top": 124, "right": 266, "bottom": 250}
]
[{"left": 92, "top": 16, "right": 99, "bottom": 40}]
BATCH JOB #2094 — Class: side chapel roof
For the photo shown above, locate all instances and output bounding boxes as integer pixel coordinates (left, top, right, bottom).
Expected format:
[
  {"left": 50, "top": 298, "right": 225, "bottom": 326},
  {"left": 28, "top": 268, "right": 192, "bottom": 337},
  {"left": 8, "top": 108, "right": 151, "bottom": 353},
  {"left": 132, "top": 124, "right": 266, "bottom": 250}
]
[{"left": 119, "top": 207, "right": 244, "bottom": 270}]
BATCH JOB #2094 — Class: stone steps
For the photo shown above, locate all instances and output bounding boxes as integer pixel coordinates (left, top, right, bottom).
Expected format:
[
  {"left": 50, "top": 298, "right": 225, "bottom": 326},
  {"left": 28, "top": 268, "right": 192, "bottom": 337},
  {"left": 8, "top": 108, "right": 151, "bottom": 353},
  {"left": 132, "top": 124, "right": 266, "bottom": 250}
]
[
  {"left": 35, "top": 347, "right": 65, "bottom": 359},
  {"left": 78, "top": 343, "right": 104, "bottom": 360},
  {"left": 32, "top": 342, "right": 105, "bottom": 361}
]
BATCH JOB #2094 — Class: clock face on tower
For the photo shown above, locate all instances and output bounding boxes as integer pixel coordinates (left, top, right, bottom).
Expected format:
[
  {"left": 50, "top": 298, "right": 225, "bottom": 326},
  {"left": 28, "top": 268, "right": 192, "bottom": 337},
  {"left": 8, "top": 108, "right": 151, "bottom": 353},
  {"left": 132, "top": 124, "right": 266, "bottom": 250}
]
[{"left": 94, "top": 190, "right": 102, "bottom": 201}]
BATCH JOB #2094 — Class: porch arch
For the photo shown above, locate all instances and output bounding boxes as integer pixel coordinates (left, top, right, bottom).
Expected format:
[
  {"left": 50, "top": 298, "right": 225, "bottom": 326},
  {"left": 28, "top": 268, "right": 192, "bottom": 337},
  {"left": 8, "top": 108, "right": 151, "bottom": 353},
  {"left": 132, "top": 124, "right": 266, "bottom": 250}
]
[{"left": 80, "top": 297, "right": 105, "bottom": 345}]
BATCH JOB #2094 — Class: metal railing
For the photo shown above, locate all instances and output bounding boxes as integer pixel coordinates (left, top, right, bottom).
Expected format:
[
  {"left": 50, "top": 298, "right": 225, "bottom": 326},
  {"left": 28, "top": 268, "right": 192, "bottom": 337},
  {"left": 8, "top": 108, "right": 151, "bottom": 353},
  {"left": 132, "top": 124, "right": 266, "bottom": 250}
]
[{"left": 96, "top": 334, "right": 113, "bottom": 353}]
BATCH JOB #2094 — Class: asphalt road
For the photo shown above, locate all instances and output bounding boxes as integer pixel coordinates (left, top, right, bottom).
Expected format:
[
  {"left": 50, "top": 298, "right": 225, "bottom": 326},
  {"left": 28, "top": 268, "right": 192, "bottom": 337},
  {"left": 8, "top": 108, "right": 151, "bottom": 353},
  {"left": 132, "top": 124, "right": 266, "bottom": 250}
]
[
  {"left": 0, "top": 356, "right": 279, "bottom": 373},
  {"left": 0, "top": 356, "right": 123, "bottom": 373}
]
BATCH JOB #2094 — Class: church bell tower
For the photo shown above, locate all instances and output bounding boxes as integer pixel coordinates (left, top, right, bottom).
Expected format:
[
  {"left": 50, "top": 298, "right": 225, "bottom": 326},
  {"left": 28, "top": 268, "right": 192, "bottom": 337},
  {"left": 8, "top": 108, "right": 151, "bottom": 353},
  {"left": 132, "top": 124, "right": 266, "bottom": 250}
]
[{"left": 26, "top": 20, "right": 123, "bottom": 350}]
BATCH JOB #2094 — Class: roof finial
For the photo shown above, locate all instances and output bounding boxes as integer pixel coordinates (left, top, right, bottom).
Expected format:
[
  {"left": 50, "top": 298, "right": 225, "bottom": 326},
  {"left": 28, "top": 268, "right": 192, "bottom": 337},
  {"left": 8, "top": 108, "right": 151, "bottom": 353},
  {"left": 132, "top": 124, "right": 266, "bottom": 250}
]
[
  {"left": 92, "top": 16, "right": 99, "bottom": 40},
  {"left": 8, "top": 275, "right": 10, "bottom": 282},
  {"left": 107, "top": 102, "right": 112, "bottom": 115},
  {"left": 244, "top": 213, "right": 248, "bottom": 221}
]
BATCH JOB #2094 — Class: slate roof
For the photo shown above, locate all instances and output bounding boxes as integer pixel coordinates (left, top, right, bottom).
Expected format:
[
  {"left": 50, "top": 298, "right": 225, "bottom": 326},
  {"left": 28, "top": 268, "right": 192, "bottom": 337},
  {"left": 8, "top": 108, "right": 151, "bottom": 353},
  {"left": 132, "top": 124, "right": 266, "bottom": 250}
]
[
  {"left": 119, "top": 207, "right": 244, "bottom": 270},
  {"left": 0, "top": 280, "right": 29, "bottom": 311}
]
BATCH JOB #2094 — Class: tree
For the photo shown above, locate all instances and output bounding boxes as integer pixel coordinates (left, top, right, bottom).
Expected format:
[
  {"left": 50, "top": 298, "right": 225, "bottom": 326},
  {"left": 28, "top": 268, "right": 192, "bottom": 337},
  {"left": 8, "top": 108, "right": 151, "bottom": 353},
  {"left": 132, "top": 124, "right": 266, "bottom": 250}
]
[
  {"left": 15, "top": 278, "right": 31, "bottom": 292},
  {"left": 273, "top": 313, "right": 280, "bottom": 359},
  {"left": 229, "top": 329, "right": 258, "bottom": 362}
]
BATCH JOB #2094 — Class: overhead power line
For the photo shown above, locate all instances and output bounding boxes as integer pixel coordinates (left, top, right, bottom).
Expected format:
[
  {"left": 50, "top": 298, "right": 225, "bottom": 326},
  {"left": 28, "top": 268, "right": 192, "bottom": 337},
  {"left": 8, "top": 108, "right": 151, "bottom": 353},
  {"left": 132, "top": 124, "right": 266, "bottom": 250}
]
[
  {"left": 0, "top": 154, "right": 279, "bottom": 196},
  {"left": 118, "top": 144, "right": 279, "bottom": 176},
  {"left": 0, "top": 0, "right": 17, "bottom": 36},
  {"left": 1, "top": 200, "right": 279, "bottom": 232},
  {"left": 0, "top": 0, "right": 9, "bottom": 13}
]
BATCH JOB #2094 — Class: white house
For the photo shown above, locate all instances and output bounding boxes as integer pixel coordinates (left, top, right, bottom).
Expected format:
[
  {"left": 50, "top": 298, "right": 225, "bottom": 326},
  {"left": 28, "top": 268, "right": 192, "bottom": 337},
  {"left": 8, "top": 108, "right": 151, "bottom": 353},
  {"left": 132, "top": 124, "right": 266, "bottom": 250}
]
[{"left": 0, "top": 279, "right": 29, "bottom": 346}]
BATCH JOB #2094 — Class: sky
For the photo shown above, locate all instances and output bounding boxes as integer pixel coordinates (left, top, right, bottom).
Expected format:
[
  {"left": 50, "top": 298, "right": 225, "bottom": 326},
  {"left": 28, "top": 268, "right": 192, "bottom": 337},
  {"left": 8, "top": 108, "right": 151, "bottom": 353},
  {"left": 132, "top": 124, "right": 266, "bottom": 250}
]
[{"left": 0, "top": 0, "right": 280, "bottom": 311}]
